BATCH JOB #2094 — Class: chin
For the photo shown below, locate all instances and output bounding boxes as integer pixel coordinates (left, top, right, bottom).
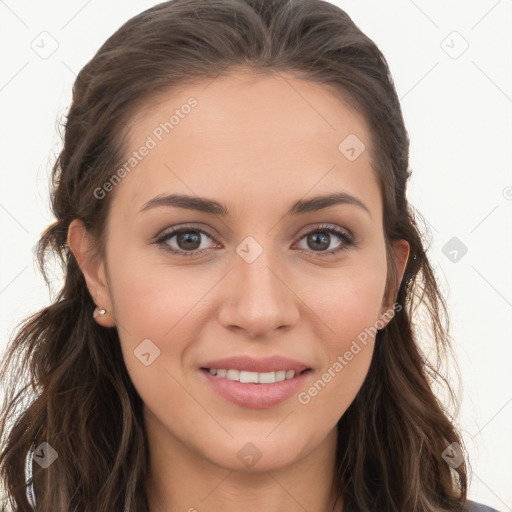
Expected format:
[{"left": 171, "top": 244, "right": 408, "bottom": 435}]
[{"left": 196, "top": 432, "right": 317, "bottom": 473}]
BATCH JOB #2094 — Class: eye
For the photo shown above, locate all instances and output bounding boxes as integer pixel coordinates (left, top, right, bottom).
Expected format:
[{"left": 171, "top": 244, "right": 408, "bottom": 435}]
[
  {"left": 155, "top": 225, "right": 218, "bottom": 257},
  {"left": 295, "top": 224, "right": 354, "bottom": 256}
]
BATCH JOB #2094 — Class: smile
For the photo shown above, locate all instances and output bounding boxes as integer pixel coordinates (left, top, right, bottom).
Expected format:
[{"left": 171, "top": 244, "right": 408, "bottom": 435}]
[{"left": 200, "top": 367, "right": 312, "bottom": 409}]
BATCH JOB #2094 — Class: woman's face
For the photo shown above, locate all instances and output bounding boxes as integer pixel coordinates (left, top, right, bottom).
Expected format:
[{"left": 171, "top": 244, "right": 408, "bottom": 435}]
[{"left": 71, "top": 70, "right": 408, "bottom": 472}]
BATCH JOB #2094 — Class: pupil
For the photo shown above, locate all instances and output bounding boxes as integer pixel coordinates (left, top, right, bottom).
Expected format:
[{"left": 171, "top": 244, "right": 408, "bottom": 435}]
[{"left": 308, "top": 232, "right": 329, "bottom": 251}]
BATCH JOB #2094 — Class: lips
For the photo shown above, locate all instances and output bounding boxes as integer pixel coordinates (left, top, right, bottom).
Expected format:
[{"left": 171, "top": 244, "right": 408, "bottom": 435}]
[
  {"left": 199, "top": 355, "right": 313, "bottom": 408},
  {"left": 201, "top": 367, "right": 311, "bottom": 409},
  {"left": 200, "top": 355, "right": 310, "bottom": 374}
]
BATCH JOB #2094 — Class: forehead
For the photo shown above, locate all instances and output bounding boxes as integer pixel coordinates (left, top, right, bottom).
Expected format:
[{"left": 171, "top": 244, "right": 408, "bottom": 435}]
[{"left": 114, "top": 70, "right": 381, "bottom": 220}]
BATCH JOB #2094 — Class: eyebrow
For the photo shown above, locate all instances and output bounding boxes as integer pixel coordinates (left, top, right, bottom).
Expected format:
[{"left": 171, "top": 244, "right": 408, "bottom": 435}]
[{"left": 139, "top": 191, "right": 372, "bottom": 219}]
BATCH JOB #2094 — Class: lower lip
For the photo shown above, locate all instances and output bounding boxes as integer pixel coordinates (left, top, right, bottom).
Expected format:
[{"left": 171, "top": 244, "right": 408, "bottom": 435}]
[{"left": 200, "top": 368, "right": 312, "bottom": 409}]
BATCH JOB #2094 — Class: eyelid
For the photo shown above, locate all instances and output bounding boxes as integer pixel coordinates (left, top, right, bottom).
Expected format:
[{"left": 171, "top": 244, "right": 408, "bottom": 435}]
[
  {"left": 154, "top": 222, "right": 216, "bottom": 240},
  {"left": 295, "top": 222, "right": 353, "bottom": 241}
]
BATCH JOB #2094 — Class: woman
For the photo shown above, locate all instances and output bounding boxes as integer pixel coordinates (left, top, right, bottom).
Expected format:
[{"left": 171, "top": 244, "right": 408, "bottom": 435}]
[{"left": 0, "top": 0, "right": 501, "bottom": 510}]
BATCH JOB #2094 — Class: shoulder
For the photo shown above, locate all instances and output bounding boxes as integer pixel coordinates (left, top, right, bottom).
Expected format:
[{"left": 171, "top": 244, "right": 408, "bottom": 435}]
[{"left": 465, "top": 499, "right": 502, "bottom": 512}]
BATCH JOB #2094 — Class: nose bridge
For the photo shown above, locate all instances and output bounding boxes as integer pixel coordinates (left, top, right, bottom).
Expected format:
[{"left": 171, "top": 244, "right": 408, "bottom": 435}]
[
  {"left": 238, "top": 236, "right": 282, "bottom": 300},
  {"left": 217, "top": 234, "right": 299, "bottom": 336}
]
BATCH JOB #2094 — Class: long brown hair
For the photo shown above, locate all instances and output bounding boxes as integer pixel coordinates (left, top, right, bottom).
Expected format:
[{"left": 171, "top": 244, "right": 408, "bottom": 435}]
[{"left": 0, "top": 0, "right": 469, "bottom": 510}]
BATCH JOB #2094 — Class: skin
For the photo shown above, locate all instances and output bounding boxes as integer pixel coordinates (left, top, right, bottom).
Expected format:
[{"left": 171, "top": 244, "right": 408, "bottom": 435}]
[{"left": 68, "top": 69, "right": 409, "bottom": 512}]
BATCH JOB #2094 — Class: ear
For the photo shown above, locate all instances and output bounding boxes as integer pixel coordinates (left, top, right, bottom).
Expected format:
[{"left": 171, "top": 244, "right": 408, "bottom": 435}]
[
  {"left": 379, "top": 238, "right": 410, "bottom": 326},
  {"left": 67, "top": 218, "right": 116, "bottom": 328}
]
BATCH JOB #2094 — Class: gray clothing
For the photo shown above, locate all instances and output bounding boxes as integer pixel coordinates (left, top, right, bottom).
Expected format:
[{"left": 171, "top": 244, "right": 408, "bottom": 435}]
[{"left": 465, "top": 501, "right": 502, "bottom": 512}]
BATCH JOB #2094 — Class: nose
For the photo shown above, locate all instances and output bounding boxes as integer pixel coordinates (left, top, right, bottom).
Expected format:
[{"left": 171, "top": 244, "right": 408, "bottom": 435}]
[{"left": 216, "top": 243, "right": 300, "bottom": 339}]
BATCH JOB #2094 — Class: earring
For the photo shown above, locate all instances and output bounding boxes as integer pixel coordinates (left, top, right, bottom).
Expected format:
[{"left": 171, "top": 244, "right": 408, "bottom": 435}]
[
  {"left": 94, "top": 307, "right": 107, "bottom": 318},
  {"left": 377, "top": 312, "right": 391, "bottom": 331}
]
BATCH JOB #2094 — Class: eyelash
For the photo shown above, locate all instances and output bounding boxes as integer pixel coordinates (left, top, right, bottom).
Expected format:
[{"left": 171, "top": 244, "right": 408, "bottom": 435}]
[{"left": 154, "top": 223, "right": 355, "bottom": 258}]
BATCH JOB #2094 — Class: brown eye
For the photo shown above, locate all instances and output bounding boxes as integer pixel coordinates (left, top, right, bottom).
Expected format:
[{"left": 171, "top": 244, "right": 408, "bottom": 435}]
[
  {"left": 176, "top": 231, "right": 202, "bottom": 250},
  {"left": 296, "top": 224, "right": 354, "bottom": 255},
  {"left": 305, "top": 232, "right": 330, "bottom": 251},
  {"left": 156, "top": 227, "right": 217, "bottom": 256}
]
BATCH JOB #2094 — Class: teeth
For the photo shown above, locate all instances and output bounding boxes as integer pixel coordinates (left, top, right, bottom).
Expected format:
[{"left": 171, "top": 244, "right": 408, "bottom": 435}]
[
  {"left": 240, "top": 371, "right": 259, "bottom": 383},
  {"left": 207, "top": 368, "right": 298, "bottom": 383},
  {"left": 258, "top": 371, "right": 276, "bottom": 384},
  {"left": 226, "top": 369, "right": 240, "bottom": 380},
  {"left": 275, "top": 370, "right": 286, "bottom": 382}
]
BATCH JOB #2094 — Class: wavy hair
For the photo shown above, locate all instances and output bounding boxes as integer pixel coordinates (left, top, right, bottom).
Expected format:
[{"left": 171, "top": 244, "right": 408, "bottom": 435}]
[{"left": 0, "top": 0, "right": 469, "bottom": 510}]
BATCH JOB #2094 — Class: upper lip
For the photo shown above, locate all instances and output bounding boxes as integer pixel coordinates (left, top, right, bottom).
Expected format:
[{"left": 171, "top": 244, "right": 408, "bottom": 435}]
[{"left": 200, "top": 356, "right": 311, "bottom": 373}]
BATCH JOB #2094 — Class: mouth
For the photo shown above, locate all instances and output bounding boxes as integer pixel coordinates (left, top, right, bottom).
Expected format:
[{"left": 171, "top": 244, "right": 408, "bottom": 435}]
[{"left": 199, "top": 363, "right": 313, "bottom": 409}]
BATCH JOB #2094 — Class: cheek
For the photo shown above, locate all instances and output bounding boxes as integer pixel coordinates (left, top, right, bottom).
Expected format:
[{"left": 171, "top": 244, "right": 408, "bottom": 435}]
[
  {"left": 295, "top": 245, "right": 386, "bottom": 407},
  {"left": 295, "top": 280, "right": 382, "bottom": 434},
  {"left": 298, "top": 245, "right": 388, "bottom": 342},
  {"left": 107, "top": 248, "right": 234, "bottom": 416},
  {"left": 110, "top": 256, "right": 208, "bottom": 424},
  {"left": 108, "top": 245, "right": 217, "bottom": 339}
]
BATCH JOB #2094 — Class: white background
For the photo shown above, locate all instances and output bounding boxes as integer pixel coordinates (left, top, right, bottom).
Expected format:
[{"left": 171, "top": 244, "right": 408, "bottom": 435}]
[{"left": 0, "top": 1, "right": 511, "bottom": 510}]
